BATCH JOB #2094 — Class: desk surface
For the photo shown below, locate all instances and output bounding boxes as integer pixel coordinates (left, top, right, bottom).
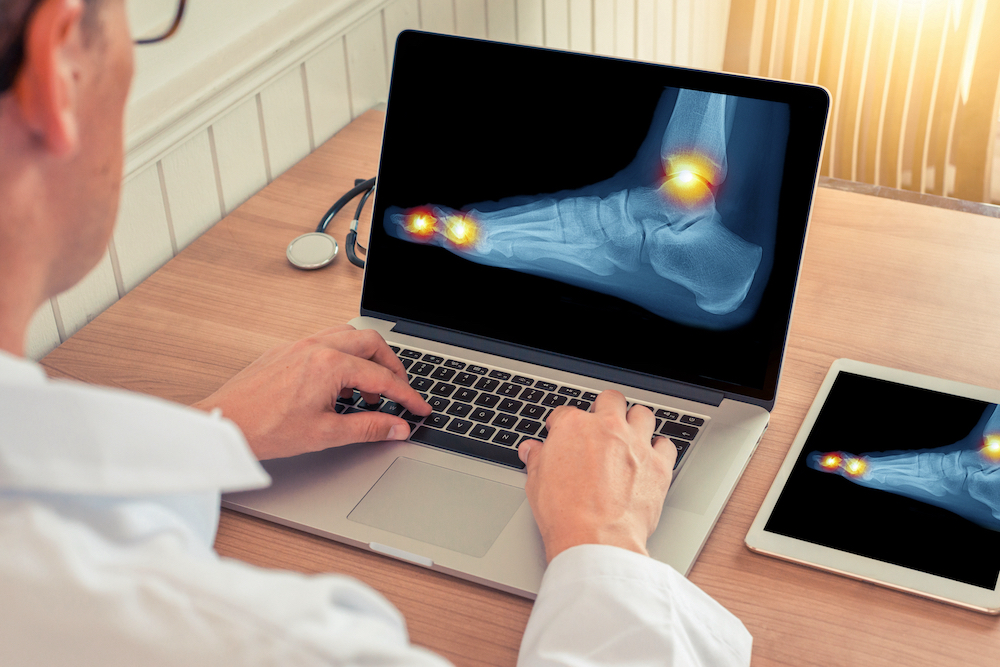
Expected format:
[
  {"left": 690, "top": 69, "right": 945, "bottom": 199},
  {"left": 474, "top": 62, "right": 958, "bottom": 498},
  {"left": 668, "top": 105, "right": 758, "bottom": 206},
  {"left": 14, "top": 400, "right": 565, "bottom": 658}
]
[{"left": 42, "top": 111, "right": 1000, "bottom": 666}]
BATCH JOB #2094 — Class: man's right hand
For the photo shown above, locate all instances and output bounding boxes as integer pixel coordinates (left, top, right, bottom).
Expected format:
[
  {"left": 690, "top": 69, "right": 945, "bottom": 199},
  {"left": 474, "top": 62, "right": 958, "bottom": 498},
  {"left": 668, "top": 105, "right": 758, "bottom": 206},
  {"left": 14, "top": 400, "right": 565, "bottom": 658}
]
[{"left": 518, "top": 391, "right": 676, "bottom": 563}]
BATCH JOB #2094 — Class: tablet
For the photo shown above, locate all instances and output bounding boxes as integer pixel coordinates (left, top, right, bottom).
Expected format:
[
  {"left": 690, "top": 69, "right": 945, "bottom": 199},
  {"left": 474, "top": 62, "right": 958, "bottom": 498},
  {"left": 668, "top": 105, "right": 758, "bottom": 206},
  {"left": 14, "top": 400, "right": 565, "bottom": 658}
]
[{"left": 746, "top": 358, "right": 1000, "bottom": 613}]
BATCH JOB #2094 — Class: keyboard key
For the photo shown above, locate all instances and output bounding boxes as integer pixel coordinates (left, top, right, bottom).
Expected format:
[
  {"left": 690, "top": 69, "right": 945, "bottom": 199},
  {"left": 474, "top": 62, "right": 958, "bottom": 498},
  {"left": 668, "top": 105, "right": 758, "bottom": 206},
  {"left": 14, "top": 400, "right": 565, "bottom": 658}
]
[
  {"left": 379, "top": 401, "right": 406, "bottom": 417},
  {"left": 400, "top": 349, "right": 422, "bottom": 359},
  {"left": 475, "top": 377, "right": 500, "bottom": 392},
  {"left": 680, "top": 415, "right": 705, "bottom": 427},
  {"left": 521, "top": 404, "right": 546, "bottom": 420},
  {"left": 474, "top": 393, "right": 500, "bottom": 408},
  {"left": 535, "top": 381, "right": 557, "bottom": 392},
  {"left": 389, "top": 346, "right": 400, "bottom": 353},
  {"left": 467, "top": 365, "right": 489, "bottom": 375},
  {"left": 444, "top": 359, "right": 466, "bottom": 370},
  {"left": 497, "top": 383, "right": 522, "bottom": 398},
  {"left": 512, "top": 375, "right": 534, "bottom": 386},
  {"left": 400, "top": 358, "right": 414, "bottom": 369},
  {"left": 537, "top": 426, "right": 548, "bottom": 439},
  {"left": 566, "top": 399, "right": 591, "bottom": 410},
  {"left": 558, "top": 386, "right": 581, "bottom": 397},
  {"left": 410, "top": 377, "right": 434, "bottom": 392},
  {"left": 493, "top": 413, "right": 518, "bottom": 429},
  {"left": 401, "top": 410, "right": 424, "bottom": 423},
  {"left": 422, "top": 354, "right": 444, "bottom": 364},
  {"left": 498, "top": 398, "right": 523, "bottom": 413},
  {"left": 430, "top": 367, "right": 456, "bottom": 381},
  {"left": 514, "top": 418, "right": 541, "bottom": 435},
  {"left": 493, "top": 430, "right": 519, "bottom": 447},
  {"left": 469, "top": 424, "right": 496, "bottom": 440},
  {"left": 453, "top": 388, "right": 477, "bottom": 402},
  {"left": 521, "top": 388, "right": 545, "bottom": 403},
  {"left": 411, "top": 362, "right": 434, "bottom": 376},
  {"left": 470, "top": 408, "right": 496, "bottom": 423},
  {"left": 410, "top": 426, "right": 524, "bottom": 469},
  {"left": 659, "top": 421, "right": 699, "bottom": 440},
  {"left": 446, "top": 418, "right": 473, "bottom": 435},
  {"left": 430, "top": 382, "right": 456, "bottom": 397},
  {"left": 425, "top": 413, "right": 450, "bottom": 429},
  {"left": 542, "top": 393, "right": 567, "bottom": 407},
  {"left": 446, "top": 402, "right": 473, "bottom": 418},
  {"left": 582, "top": 391, "right": 599, "bottom": 402},
  {"left": 453, "top": 372, "right": 477, "bottom": 387},
  {"left": 427, "top": 396, "right": 450, "bottom": 412},
  {"left": 489, "top": 370, "right": 511, "bottom": 380},
  {"left": 357, "top": 397, "right": 382, "bottom": 411},
  {"left": 656, "top": 409, "right": 679, "bottom": 421}
]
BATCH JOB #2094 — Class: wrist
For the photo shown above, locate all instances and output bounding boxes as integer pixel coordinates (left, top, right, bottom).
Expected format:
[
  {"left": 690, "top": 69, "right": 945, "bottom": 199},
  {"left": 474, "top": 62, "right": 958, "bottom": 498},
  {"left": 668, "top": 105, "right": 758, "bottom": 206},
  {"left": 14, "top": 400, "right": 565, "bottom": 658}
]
[{"left": 542, "top": 526, "right": 649, "bottom": 564}]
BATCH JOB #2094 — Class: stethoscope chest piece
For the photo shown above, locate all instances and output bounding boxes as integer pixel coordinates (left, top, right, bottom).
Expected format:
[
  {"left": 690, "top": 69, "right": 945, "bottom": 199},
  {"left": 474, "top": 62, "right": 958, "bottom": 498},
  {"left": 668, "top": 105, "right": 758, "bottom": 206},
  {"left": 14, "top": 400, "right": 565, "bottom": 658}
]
[{"left": 286, "top": 232, "right": 339, "bottom": 270}]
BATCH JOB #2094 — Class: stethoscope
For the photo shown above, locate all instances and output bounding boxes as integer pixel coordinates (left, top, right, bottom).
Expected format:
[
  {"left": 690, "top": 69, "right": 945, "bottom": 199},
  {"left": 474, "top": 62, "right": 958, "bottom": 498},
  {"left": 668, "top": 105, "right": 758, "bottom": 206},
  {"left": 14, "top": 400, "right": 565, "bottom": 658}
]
[{"left": 285, "top": 177, "right": 375, "bottom": 270}]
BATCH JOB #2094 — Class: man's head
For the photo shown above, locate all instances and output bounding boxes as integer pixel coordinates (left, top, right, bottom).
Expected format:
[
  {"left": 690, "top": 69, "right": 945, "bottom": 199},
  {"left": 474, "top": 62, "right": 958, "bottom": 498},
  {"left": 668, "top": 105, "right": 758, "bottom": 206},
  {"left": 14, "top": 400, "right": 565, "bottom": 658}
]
[{"left": 0, "top": 0, "right": 133, "bottom": 355}]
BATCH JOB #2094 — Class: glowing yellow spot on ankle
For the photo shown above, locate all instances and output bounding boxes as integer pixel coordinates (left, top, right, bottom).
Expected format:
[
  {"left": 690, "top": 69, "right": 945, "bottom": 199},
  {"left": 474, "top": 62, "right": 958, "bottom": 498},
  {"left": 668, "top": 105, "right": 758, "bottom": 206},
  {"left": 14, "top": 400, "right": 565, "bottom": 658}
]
[
  {"left": 981, "top": 435, "right": 1000, "bottom": 462},
  {"left": 661, "top": 152, "right": 717, "bottom": 208}
]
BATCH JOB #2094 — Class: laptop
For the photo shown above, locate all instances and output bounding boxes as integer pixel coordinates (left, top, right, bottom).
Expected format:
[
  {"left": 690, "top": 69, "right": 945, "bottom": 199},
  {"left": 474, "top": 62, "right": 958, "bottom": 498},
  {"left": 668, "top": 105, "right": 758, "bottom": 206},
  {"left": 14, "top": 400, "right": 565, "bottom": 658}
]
[{"left": 223, "top": 31, "right": 830, "bottom": 598}]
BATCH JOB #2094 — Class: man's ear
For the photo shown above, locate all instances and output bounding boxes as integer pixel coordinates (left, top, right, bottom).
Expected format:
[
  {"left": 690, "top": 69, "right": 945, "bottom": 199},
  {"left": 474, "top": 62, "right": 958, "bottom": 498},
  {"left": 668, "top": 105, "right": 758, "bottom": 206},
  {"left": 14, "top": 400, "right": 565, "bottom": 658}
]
[{"left": 12, "top": 0, "right": 86, "bottom": 157}]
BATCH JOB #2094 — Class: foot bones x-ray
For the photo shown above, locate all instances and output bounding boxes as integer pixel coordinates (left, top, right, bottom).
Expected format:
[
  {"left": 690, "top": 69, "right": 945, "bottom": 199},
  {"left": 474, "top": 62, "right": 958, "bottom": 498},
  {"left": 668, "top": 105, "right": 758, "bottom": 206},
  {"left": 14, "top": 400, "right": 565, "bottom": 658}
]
[
  {"left": 808, "top": 405, "right": 1000, "bottom": 531},
  {"left": 384, "top": 89, "right": 769, "bottom": 324}
]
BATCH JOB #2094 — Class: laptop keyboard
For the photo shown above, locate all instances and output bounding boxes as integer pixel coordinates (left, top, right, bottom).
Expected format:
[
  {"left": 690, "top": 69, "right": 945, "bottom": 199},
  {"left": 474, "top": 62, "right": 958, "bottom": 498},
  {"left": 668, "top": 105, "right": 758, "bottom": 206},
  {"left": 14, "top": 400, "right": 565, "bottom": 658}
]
[{"left": 334, "top": 345, "right": 707, "bottom": 472}]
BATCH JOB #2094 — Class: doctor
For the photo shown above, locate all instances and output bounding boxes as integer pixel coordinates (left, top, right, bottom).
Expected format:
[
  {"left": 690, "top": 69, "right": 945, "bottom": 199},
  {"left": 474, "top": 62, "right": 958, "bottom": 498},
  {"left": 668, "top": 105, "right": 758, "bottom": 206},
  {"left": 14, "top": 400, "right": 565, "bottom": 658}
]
[{"left": 0, "top": 0, "right": 752, "bottom": 664}]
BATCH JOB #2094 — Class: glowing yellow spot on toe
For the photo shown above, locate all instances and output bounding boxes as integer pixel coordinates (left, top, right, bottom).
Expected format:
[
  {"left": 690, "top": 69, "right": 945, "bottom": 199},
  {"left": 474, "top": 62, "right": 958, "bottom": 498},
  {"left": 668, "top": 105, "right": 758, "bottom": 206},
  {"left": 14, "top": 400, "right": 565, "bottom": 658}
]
[
  {"left": 403, "top": 209, "right": 438, "bottom": 241},
  {"left": 981, "top": 435, "right": 1000, "bottom": 462},
  {"left": 444, "top": 215, "right": 480, "bottom": 249},
  {"left": 844, "top": 457, "right": 868, "bottom": 477},
  {"left": 819, "top": 454, "right": 843, "bottom": 471}
]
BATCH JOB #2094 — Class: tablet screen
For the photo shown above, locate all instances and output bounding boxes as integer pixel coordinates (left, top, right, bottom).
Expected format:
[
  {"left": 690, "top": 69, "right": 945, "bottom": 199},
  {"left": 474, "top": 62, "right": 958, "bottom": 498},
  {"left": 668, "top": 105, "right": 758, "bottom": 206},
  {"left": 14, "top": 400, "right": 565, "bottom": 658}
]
[{"left": 764, "top": 371, "right": 1000, "bottom": 590}]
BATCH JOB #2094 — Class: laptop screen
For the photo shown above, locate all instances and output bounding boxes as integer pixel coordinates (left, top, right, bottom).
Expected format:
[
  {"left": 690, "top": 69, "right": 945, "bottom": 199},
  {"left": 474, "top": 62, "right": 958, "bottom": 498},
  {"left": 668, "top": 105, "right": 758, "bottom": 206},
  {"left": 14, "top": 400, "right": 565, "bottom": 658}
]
[{"left": 362, "top": 31, "right": 829, "bottom": 405}]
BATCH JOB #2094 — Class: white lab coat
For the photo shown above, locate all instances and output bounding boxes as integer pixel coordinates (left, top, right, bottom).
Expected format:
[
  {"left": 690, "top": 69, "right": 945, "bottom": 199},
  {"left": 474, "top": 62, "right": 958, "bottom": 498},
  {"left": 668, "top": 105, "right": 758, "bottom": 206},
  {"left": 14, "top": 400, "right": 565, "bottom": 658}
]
[{"left": 0, "top": 351, "right": 751, "bottom": 666}]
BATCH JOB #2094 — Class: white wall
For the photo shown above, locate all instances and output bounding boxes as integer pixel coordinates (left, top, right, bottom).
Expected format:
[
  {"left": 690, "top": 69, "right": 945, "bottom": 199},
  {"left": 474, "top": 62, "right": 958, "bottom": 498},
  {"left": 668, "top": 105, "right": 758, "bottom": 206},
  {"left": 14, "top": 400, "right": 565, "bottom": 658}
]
[{"left": 26, "top": 0, "right": 731, "bottom": 360}]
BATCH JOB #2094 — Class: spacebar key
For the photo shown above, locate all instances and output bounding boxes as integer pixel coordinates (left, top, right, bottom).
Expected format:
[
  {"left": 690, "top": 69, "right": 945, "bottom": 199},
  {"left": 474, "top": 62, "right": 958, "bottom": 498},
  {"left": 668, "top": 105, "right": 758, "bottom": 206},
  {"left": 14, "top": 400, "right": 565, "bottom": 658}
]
[{"left": 410, "top": 426, "right": 525, "bottom": 470}]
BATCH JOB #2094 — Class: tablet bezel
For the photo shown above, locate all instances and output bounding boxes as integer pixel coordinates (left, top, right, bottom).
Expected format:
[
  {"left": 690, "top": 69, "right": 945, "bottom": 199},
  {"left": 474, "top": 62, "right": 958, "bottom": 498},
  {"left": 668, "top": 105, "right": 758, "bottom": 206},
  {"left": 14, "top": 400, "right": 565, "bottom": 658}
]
[{"left": 746, "top": 358, "right": 1000, "bottom": 614}]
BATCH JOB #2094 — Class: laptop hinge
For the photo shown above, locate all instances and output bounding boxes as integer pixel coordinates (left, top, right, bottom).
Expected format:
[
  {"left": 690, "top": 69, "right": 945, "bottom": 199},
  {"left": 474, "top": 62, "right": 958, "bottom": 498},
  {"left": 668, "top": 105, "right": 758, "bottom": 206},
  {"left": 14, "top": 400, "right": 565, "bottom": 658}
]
[{"left": 389, "top": 320, "right": 725, "bottom": 408}]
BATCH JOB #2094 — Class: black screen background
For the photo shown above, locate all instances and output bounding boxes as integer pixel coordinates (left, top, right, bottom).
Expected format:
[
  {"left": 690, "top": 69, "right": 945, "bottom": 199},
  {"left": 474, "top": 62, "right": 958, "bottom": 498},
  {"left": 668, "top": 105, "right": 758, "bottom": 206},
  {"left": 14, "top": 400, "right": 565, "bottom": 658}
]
[
  {"left": 765, "top": 372, "right": 1000, "bottom": 590},
  {"left": 361, "top": 32, "right": 829, "bottom": 402}
]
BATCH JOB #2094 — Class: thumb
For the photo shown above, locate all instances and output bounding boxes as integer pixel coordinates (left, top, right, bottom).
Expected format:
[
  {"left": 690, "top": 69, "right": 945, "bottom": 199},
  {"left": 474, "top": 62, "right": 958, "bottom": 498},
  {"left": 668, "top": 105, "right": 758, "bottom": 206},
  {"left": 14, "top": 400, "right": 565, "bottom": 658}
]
[
  {"left": 519, "top": 438, "right": 543, "bottom": 467},
  {"left": 337, "top": 412, "right": 413, "bottom": 445}
]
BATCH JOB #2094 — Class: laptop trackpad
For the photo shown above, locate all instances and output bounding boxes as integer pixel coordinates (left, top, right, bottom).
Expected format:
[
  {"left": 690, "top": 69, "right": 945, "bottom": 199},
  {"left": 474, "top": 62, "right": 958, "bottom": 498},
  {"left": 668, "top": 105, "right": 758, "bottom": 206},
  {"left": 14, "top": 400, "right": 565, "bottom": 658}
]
[{"left": 347, "top": 457, "right": 525, "bottom": 558}]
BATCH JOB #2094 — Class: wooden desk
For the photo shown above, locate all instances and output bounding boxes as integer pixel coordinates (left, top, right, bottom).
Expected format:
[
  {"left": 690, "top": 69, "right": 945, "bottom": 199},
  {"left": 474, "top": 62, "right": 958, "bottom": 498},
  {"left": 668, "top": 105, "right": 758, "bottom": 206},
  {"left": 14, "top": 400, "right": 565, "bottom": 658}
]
[{"left": 42, "top": 110, "right": 1000, "bottom": 666}]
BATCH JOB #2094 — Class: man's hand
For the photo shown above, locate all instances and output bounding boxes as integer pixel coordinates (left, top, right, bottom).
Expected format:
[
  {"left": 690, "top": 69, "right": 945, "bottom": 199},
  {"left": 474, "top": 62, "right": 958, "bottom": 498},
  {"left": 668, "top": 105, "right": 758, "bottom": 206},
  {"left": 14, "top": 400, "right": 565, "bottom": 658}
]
[
  {"left": 518, "top": 391, "right": 676, "bottom": 563},
  {"left": 192, "top": 325, "right": 430, "bottom": 460}
]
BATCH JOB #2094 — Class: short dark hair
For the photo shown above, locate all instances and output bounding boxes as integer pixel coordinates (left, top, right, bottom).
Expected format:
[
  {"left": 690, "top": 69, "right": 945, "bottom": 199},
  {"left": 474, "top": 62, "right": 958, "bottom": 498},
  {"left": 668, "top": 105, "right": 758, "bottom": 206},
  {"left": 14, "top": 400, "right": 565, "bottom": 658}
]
[{"left": 0, "top": 0, "right": 100, "bottom": 94}]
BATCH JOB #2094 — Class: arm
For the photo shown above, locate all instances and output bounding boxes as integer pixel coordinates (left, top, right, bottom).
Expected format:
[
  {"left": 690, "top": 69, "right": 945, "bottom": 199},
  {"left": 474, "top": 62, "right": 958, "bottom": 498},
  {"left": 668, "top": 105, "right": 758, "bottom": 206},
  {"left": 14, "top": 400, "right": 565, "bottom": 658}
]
[
  {"left": 516, "top": 392, "right": 752, "bottom": 666},
  {"left": 192, "top": 324, "right": 430, "bottom": 460}
]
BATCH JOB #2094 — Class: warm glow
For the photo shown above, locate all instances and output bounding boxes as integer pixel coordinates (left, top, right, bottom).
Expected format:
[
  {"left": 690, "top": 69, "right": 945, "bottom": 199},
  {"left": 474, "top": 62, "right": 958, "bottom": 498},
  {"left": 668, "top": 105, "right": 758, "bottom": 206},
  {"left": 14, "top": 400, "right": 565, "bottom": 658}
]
[
  {"left": 443, "top": 214, "right": 480, "bottom": 249},
  {"left": 844, "top": 457, "right": 868, "bottom": 477},
  {"left": 820, "top": 453, "right": 843, "bottom": 471},
  {"left": 403, "top": 210, "right": 438, "bottom": 241},
  {"left": 661, "top": 152, "right": 718, "bottom": 208},
  {"left": 981, "top": 434, "right": 1000, "bottom": 462}
]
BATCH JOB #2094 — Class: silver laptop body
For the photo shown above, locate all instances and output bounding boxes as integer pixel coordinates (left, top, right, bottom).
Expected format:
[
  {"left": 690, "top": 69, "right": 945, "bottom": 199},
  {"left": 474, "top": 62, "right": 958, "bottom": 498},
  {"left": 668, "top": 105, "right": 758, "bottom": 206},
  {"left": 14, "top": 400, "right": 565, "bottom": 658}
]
[{"left": 223, "top": 31, "right": 830, "bottom": 598}]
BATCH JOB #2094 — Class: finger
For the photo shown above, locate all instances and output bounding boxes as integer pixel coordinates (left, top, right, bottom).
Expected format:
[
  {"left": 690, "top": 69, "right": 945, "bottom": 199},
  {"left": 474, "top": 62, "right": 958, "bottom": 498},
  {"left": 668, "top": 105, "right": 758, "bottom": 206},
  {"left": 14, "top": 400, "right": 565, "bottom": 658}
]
[
  {"left": 331, "top": 411, "right": 414, "bottom": 445},
  {"left": 518, "top": 438, "right": 542, "bottom": 466},
  {"left": 341, "top": 355, "right": 430, "bottom": 415},
  {"left": 592, "top": 390, "right": 627, "bottom": 414},
  {"left": 319, "top": 328, "right": 409, "bottom": 380},
  {"left": 626, "top": 401, "right": 656, "bottom": 435},
  {"left": 652, "top": 436, "right": 679, "bottom": 469}
]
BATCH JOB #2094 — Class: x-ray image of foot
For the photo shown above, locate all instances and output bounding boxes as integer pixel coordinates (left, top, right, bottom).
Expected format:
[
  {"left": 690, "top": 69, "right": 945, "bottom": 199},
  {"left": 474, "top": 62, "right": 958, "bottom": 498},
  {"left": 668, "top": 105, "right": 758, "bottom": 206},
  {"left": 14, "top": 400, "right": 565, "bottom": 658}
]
[
  {"left": 383, "top": 88, "right": 785, "bottom": 328},
  {"left": 807, "top": 405, "right": 1000, "bottom": 531}
]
